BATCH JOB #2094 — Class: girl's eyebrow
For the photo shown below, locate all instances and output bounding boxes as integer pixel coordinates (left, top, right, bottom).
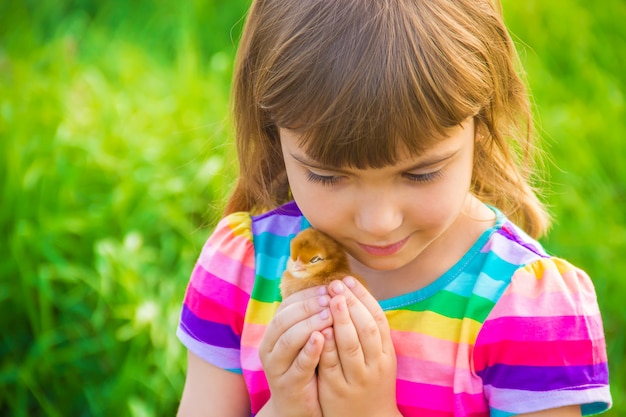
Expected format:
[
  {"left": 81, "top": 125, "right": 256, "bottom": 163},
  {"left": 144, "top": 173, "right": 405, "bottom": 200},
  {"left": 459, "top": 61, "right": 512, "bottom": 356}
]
[
  {"left": 400, "top": 150, "right": 460, "bottom": 171},
  {"left": 290, "top": 153, "right": 345, "bottom": 172},
  {"left": 289, "top": 149, "right": 460, "bottom": 173}
]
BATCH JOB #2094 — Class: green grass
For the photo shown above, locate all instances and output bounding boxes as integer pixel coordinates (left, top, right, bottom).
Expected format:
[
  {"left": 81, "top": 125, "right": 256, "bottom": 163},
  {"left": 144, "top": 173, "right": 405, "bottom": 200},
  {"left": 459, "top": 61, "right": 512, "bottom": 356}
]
[
  {"left": 503, "top": 1, "right": 626, "bottom": 412},
  {"left": 1, "top": 0, "right": 624, "bottom": 415},
  {"left": 0, "top": 0, "right": 247, "bottom": 415}
]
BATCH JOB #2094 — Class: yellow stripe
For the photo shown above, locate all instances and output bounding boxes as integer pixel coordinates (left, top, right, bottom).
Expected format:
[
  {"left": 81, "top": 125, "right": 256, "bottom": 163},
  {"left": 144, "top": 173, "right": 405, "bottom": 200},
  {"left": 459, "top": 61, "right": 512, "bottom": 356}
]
[
  {"left": 227, "top": 211, "right": 253, "bottom": 240},
  {"left": 521, "top": 257, "right": 575, "bottom": 279},
  {"left": 245, "top": 298, "right": 280, "bottom": 325},
  {"left": 244, "top": 298, "right": 482, "bottom": 344},
  {"left": 386, "top": 309, "right": 481, "bottom": 343}
]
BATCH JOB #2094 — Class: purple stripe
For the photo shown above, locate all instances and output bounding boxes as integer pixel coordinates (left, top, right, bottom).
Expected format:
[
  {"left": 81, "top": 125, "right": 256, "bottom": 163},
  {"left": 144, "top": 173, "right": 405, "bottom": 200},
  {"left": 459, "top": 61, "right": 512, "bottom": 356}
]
[
  {"left": 496, "top": 223, "right": 547, "bottom": 258},
  {"left": 176, "top": 327, "right": 241, "bottom": 370},
  {"left": 180, "top": 304, "right": 240, "bottom": 349},
  {"left": 253, "top": 200, "right": 300, "bottom": 220},
  {"left": 480, "top": 232, "right": 542, "bottom": 266},
  {"left": 252, "top": 201, "right": 303, "bottom": 236},
  {"left": 477, "top": 362, "right": 609, "bottom": 391}
]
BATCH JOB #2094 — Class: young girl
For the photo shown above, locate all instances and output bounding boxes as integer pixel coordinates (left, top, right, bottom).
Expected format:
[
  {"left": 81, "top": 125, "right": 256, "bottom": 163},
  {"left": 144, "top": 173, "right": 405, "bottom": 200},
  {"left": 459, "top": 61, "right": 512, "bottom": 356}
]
[{"left": 176, "top": 0, "right": 612, "bottom": 416}]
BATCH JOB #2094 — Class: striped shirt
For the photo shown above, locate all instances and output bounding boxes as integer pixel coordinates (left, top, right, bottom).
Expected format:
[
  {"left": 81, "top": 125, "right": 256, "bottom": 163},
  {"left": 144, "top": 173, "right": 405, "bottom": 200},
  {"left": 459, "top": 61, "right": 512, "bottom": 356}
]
[{"left": 177, "top": 201, "right": 611, "bottom": 416}]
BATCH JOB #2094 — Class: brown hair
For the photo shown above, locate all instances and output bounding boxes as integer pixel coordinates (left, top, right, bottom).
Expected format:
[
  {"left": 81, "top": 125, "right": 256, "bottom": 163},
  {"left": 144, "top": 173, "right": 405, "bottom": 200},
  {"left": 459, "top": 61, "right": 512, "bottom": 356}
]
[{"left": 225, "top": 0, "right": 550, "bottom": 238}]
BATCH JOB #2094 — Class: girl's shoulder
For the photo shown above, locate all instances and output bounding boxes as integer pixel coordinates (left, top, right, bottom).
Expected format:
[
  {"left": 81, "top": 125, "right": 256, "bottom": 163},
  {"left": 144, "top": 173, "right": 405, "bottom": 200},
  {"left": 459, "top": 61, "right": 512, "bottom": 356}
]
[
  {"left": 198, "top": 201, "right": 307, "bottom": 276},
  {"left": 250, "top": 200, "right": 308, "bottom": 237},
  {"left": 204, "top": 200, "right": 306, "bottom": 254},
  {"left": 486, "top": 213, "right": 596, "bottom": 302}
]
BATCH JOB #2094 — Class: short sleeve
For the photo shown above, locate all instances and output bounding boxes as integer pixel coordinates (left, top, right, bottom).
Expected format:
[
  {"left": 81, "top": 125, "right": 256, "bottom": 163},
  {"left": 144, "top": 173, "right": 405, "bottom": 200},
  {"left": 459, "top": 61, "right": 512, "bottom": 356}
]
[
  {"left": 473, "top": 257, "right": 612, "bottom": 416},
  {"left": 176, "top": 212, "right": 255, "bottom": 373}
]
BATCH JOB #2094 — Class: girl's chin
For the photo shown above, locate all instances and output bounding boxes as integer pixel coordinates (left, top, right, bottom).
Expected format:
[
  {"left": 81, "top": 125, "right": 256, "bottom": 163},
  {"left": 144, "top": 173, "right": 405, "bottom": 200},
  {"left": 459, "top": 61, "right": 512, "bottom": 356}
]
[{"left": 351, "top": 253, "right": 415, "bottom": 273}]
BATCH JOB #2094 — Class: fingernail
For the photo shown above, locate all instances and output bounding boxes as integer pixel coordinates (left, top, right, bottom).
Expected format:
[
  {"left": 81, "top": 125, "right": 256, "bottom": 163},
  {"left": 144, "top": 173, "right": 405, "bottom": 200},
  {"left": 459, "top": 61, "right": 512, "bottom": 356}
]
[
  {"left": 330, "top": 281, "right": 344, "bottom": 294},
  {"left": 317, "top": 286, "right": 328, "bottom": 295},
  {"left": 343, "top": 276, "right": 356, "bottom": 288},
  {"left": 319, "top": 308, "right": 330, "bottom": 320},
  {"left": 318, "top": 295, "right": 329, "bottom": 307}
]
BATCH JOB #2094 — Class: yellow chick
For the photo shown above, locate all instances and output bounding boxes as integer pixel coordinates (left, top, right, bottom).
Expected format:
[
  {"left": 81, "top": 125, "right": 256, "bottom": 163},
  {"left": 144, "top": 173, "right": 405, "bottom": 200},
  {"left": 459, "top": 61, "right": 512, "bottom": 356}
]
[{"left": 280, "top": 228, "right": 366, "bottom": 298}]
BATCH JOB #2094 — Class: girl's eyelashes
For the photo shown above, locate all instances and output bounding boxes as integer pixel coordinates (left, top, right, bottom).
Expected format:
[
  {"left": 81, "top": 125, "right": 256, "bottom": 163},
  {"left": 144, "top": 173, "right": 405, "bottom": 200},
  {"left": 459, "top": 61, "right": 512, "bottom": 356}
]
[
  {"left": 305, "top": 170, "right": 344, "bottom": 186},
  {"left": 403, "top": 170, "right": 444, "bottom": 184},
  {"left": 306, "top": 169, "right": 444, "bottom": 186}
]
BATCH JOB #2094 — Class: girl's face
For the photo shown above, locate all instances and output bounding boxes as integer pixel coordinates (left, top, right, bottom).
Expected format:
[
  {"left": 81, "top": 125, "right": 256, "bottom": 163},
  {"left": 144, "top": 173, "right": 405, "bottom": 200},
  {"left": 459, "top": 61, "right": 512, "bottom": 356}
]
[{"left": 280, "top": 119, "right": 478, "bottom": 276}]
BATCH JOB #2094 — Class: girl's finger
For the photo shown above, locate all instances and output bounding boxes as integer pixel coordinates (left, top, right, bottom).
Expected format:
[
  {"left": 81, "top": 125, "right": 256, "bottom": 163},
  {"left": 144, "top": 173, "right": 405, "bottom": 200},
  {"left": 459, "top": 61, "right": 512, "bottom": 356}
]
[
  {"left": 262, "top": 289, "right": 330, "bottom": 348},
  {"left": 264, "top": 308, "right": 332, "bottom": 376},
  {"left": 343, "top": 276, "right": 394, "bottom": 354},
  {"left": 327, "top": 293, "right": 364, "bottom": 378},
  {"left": 329, "top": 280, "right": 383, "bottom": 364},
  {"left": 277, "top": 284, "right": 328, "bottom": 313},
  {"left": 260, "top": 296, "right": 332, "bottom": 373},
  {"left": 318, "top": 327, "right": 342, "bottom": 379},
  {"left": 289, "top": 331, "right": 325, "bottom": 377}
]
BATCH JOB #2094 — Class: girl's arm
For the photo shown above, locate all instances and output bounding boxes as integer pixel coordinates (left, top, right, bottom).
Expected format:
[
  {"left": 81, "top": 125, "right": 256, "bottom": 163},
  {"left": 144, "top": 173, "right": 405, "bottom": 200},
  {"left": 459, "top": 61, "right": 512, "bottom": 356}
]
[{"left": 177, "top": 351, "right": 250, "bottom": 417}]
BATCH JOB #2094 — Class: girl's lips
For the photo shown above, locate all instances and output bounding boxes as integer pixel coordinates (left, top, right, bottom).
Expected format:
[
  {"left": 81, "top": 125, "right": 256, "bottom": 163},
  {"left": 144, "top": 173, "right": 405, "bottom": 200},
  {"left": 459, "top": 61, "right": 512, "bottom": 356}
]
[{"left": 358, "top": 236, "right": 409, "bottom": 256}]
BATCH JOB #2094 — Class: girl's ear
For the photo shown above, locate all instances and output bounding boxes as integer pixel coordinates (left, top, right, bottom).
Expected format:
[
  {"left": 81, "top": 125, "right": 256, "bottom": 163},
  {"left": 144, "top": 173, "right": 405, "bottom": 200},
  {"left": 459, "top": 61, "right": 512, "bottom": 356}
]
[{"left": 473, "top": 118, "right": 489, "bottom": 144}]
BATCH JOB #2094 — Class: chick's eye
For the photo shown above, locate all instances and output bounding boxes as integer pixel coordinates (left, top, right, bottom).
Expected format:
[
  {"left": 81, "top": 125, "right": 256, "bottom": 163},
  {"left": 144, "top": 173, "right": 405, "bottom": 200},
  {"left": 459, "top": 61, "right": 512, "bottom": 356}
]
[{"left": 310, "top": 255, "right": 324, "bottom": 263}]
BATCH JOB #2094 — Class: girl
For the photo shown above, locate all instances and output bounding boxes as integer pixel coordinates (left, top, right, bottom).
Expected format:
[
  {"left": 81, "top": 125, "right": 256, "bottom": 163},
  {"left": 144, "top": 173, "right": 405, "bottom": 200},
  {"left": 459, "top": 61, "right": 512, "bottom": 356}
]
[{"left": 176, "top": 0, "right": 612, "bottom": 416}]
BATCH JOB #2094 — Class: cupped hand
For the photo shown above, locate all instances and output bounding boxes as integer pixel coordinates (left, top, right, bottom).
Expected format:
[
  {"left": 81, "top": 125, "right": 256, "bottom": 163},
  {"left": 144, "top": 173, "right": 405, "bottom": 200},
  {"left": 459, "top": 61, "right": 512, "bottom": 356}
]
[
  {"left": 317, "top": 277, "right": 402, "bottom": 417},
  {"left": 258, "top": 285, "right": 333, "bottom": 417}
]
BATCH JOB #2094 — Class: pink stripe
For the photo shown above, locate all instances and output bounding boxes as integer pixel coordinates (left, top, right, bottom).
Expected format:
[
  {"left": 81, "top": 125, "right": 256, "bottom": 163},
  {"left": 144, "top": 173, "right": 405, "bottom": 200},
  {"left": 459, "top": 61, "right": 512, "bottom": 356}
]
[
  {"left": 187, "top": 265, "right": 251, "bottom": 315},
  {"left": 476, "top": 314, "right": 606, "bottom": 344},
  {"left": 241, "top": 322, "right": 268, "bottom": 347},
  {"left": 391, "top": 330, "right": 472, "bottom": 368},
  {"left": 396, "top": 379, "right": 453, "bottom": 409},
  {"left": 250, "top": 389, "right": 271, "bottom": 415},
  {"left": 473, "top": 338, "right": 608, "bottom": 368},
  {"left": 396, "top": 357, "right": 484, "bottom": 395},
  {"left": 194, "top": 247, "right": 255, "bottom": 294},
  {"left": 399, "top": 404, "right": 488, "bottom": 417},
  {"left": 183, "top": 283, "right": 246, "bottom": 330},
  {"left": 397, "top": 356, "right": 455, "bottom": 386},
  {"left": 398, "top": 405, "right": 453, "bottom": 417},
  {"left": 241, "top": 345, "right": 263, "bottom": 370},
  {"left": 245, "top": 369, "right": 270, "bottom": 395},
  {"left": 392, "top": 331, "right": 484, "bottom": 395},
  {"left": 245, "top": 369, "right": 270, "bottom": 413},
  {"left": 396, "top": 380, "right": 487, "bottom": 412},
  {"left": 505, "top": 259, "right": 595, "bottom": 298},
  {"left": 488, "top": 290, "right": 600, "bottom": 319}
]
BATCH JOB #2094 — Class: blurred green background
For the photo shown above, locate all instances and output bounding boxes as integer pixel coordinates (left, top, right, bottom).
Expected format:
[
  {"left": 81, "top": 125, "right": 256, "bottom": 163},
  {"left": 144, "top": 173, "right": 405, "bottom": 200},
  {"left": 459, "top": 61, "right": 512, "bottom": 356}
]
[{"left": 0, "top": 0, "right": 624, "bottom": 415}]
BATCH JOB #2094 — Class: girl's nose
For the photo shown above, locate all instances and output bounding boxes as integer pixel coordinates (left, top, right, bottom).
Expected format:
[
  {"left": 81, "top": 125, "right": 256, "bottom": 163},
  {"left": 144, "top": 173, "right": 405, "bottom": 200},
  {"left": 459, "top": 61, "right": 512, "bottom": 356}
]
[{"left": 354, "top": 195, "right": 403, "bottom": 238}]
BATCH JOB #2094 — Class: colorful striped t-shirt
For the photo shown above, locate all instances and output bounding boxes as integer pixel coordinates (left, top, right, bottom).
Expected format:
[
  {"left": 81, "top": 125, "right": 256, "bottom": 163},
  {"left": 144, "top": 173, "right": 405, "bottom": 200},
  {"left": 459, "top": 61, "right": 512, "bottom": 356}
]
[{"left": 177, "top": 201, "right": 611, "bottom": 416}]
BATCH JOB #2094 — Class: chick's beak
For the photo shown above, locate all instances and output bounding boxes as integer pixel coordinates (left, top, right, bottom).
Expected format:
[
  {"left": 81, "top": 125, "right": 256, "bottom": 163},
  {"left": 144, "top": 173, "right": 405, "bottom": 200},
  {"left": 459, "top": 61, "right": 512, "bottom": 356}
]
[{"left": 291, "top": 259, "right": 305, "bottom": 272}]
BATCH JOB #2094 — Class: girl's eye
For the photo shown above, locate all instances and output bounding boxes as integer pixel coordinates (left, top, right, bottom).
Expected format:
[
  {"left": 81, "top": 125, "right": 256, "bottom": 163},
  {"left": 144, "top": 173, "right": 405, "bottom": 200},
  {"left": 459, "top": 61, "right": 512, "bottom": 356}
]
[
  {"left": 306, "top": 171, "right": 343, "bottom": 186},
  {"left": 404, "top": 170, "right": 444, "bottom": 184}
]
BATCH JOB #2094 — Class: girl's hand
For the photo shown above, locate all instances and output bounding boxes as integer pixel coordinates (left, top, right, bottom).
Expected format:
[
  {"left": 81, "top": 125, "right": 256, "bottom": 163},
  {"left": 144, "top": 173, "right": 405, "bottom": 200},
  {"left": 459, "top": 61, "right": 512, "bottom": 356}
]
[
  {"left": 318, "top": 277, "right": 402, "bottom": 417},
  {"left": 258, "top": 285, "right": 333, "bottom": 417}
]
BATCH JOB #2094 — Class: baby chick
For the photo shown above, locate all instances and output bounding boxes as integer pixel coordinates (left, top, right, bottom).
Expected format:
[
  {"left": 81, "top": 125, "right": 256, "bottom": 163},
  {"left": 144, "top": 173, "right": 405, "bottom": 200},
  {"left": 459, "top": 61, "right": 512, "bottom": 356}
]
[{"left": 280, "top": 228, "right": 366, "bottom": 298}]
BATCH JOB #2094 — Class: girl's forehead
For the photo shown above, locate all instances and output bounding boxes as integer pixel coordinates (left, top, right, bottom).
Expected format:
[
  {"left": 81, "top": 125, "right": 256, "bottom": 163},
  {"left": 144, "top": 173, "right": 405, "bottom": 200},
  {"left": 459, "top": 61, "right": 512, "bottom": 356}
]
[{"left": 279, "top": 120, "right": 473, "bottom": 170}]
